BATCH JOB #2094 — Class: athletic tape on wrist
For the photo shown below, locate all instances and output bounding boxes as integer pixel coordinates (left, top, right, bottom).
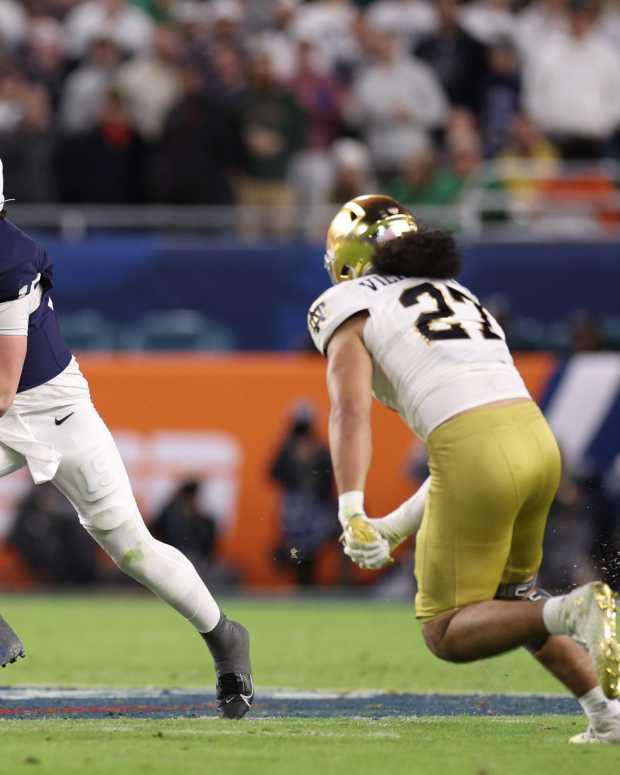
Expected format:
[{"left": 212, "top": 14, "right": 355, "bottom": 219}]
[{"left": 338, "top": 490, "right": 364, "bottom": 525}]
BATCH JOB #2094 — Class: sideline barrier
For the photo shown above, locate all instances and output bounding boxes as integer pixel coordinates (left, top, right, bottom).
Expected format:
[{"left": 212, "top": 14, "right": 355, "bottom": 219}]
[
  {"left": 3, "top": 352, "right": 618, "bottom": 587},
  {"left": 46, "top": 353, "right": 560, "bottom": 586}
]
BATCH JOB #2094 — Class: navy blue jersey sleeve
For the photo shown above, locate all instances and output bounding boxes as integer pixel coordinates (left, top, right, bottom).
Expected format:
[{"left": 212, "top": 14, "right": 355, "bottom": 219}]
[
  {"left": 0, "top": 220, "right": 51, "bottom": 303},
  {"left": 0, "top": 260, "right": 42, "bottom": 304},
  {"left": 0, "top": 220, "right": 70, "bottom": 391}
]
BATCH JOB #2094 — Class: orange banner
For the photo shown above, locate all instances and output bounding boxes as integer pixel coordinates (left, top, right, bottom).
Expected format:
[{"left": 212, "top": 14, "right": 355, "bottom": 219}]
[{"left": 63, "top": 352, "right": 556, "bottom": 587}]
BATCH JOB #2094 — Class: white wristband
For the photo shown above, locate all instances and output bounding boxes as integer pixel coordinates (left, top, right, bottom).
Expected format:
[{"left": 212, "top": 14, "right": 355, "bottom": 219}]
[{"left": 338, "top": 490, "right": 365, "bottom": 527}]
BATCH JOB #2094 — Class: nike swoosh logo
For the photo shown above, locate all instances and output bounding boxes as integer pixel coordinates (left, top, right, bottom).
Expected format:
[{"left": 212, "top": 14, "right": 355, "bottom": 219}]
[
  {"left": 54, "top": 412, "right": 74, "bottom": 426},
  {"left": 224, "top": 694, "right": 252, "bottom": 703}
]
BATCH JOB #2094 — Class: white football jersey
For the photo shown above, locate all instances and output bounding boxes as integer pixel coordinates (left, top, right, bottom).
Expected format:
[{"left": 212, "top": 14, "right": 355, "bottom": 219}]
[{"left": 308, "top": 274, "right": 530, "bottom": 440}]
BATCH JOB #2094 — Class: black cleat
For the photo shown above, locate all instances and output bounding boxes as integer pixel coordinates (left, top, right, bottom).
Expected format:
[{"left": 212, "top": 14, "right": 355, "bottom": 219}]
[
  {"left": 0, "top": 615, "right": 25, "bottom": 668},
  {"left": 216, "top": 672, "right": 254, "bottom": 719},
  {"left": 202, "top": 615, "right": 254, "bottom": 719}
]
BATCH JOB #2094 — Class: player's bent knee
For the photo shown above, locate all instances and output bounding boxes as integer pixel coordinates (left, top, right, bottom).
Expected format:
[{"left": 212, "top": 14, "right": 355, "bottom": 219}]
[
  {"left": 88, "top": 519, "right": 173, "bottom": 592},
  {"left": 76, "top": 491, "right": 142, "bottom": 532},
  {"left": 84, "top": 513, "right": 151, "bottom": 570},
  {"left": 421, "top": 611, "right": 466, "bottom": 662},
  {"left": 85, "top": 513, "right": 207, "bottom": 621}
]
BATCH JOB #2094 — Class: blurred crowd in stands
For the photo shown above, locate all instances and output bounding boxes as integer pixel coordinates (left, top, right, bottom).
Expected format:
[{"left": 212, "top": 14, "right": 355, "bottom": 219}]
[{"left": 2, "top": 0, "right": 620, "bottom": 229}]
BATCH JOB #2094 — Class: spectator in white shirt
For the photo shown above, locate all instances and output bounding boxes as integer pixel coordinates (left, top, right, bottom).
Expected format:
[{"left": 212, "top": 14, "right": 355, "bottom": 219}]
[
  {"left": 0, "top": 0, "right": 27, "bottom": 50},
  {"left": 292, "top": 0, "right": 360, "bottom": 72},
  {"left": 524, "top": 0, "right": 620, "bottom": 159},
  {"left": 115, "top": 26, "right": 183, "bottom": 140},
  {"left": 252, "top": 0, "right": 300, "bottom": 82},
  {"left": 349, "top": 29, "right": 448, "bottom": 175},
  {"left": 364, "top": 0, "right": 437, "bottom": 47},
  {"left": 327, "top": 138, "right": 377, "bottom": 206},
  {"left": 515, "top": 0, "right": 568, "bottom": 60},
  {"left": 461, "top": 0, "right": 517, "bottom": 46},
  {"left": 296, "top": 138, "right": 377, "bottom": 239},
  {"left": 65, "top": 0, "right": 153, "bottom": 58},
  {"left": 58, "top": 36, "right": 121, "bottom": 132}
]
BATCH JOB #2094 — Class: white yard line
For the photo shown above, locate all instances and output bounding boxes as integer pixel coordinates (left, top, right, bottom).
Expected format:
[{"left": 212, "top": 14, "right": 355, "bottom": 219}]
[{"left": 0, "top": 687, "right": 570, "bottom": 701}]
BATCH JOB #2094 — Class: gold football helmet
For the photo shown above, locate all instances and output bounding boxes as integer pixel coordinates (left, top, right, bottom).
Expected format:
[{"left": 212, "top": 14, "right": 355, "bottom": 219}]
[{"left": 324, "top": 194, "right": 418, "bottom": 284}]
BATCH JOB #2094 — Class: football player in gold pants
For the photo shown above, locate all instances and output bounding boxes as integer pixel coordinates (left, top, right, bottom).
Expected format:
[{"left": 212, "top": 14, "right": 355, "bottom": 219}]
[{"left": 308, "top": 195, "right": 620, "bottom": 743}]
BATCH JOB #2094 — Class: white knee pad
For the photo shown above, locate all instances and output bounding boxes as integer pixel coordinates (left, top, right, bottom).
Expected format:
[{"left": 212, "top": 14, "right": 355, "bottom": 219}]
[{"left": 85, "top": 515, "right": 220, "bottom": 632}]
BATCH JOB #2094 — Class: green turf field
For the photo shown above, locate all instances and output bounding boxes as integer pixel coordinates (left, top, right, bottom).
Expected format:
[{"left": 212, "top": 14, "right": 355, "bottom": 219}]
[
  {"left": 0, "top": 594, "right": 576, "bottom": 692},
  {"left": 0, "top": 716, "right": 616, "bottom": 775},
  {"left": 0, "top": 594, "right": 617, "bottom": 775}
]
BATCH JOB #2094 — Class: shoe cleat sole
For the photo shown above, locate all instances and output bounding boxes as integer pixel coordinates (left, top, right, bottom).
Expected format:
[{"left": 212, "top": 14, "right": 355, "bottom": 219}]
[{"left": 569, "top": 731, "right": 603, "bottom": 744}]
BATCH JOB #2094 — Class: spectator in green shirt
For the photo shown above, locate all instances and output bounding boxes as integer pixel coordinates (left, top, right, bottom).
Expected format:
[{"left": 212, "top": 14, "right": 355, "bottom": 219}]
[
  {"left": 238, "top": 50, "right": 306, "bottom": 237},
  {"left": 386, "top": 146, "right": 465, "bottom": 206}
]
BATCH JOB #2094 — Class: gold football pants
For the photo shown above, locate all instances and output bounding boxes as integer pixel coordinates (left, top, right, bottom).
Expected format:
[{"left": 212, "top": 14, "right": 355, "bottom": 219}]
[{"left": 415, "top": 400, "right": 561, "bottom": 622}]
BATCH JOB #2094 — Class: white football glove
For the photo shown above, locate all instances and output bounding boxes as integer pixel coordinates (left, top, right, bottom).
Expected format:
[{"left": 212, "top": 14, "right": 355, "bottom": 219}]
[
  {"left": 338, "top": 479, "right": 431, "bottom": 571},
  {"left": 340, "top": 514, "right": 394, "bottom": 570}
]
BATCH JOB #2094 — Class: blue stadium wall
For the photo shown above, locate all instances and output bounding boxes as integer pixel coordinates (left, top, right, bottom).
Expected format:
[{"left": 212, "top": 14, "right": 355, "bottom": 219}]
[{"left": 37, "top": 233, "right": 620, "bottom": 351}]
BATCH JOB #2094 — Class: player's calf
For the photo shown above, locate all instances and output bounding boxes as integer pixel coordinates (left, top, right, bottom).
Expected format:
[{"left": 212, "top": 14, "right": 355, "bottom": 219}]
[
  {"left": 86, "top": 517, "right": 254, "bottom": 718},
  {"left": 495, "top": 579, "right": 551, "bottom": 653},
  {"left": 0, "top": 614, "right": 25, "bottom": 668},
  {"left": 421, "top": 599, "right": 550, "bottom": 663}
]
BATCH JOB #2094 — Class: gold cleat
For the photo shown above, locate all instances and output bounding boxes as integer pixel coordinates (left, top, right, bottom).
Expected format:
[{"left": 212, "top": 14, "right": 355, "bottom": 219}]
[
  {"left": 565, "top": 582, "right": 620, "bottom": 700},
  {"left": 593, "top": 582, "right": 620, "bottom": 700}
]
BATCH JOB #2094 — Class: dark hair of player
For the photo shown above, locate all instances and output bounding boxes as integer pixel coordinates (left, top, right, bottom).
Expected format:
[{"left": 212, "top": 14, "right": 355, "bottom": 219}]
[{"left": 372, "top": 228, "right": 461, "bottom": 279}]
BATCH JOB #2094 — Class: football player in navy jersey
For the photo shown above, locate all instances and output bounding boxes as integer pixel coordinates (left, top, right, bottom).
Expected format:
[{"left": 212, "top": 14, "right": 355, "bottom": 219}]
[{"left": 0, "top": 162, "right": 252, "bottom": 719}]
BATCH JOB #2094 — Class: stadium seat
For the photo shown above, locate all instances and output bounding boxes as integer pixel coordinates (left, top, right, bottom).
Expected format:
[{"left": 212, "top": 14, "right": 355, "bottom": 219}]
[
  {"left": 544, "top": 321, "right": 571, "bottom": 352},
  {"left": 59, "top": 310, "right": 118, "bottom": 351},
  {"left": 507, "top": 317, "right": 547, "bottom": 351},
  {"left": 122, "top": 310, "right": 236, "bottom": 352}
]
